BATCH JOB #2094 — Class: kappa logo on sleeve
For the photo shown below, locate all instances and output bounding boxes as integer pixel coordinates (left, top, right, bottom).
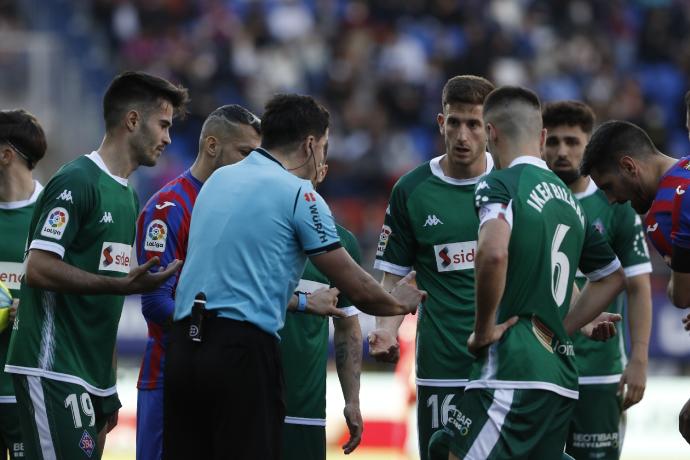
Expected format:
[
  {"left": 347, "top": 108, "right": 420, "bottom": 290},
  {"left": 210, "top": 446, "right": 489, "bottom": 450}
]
[
  {"left": 144, "top": 219, "right": 168, "bottom": 253},
  {"left": 40, "top": 207, "right": 69, "bottom": 240}
]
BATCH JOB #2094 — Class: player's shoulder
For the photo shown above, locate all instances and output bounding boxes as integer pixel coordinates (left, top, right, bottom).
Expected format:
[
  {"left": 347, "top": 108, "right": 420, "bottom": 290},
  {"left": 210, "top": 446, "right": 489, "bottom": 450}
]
[
  {"left": 335, "top": 223, "right": 358, "bottom": 246},
  {"left": 391, "top": 159, "right": 434, "bottom": 195},
  {"left": 143, "top": 173, "right": 197, "bottom": 213}
]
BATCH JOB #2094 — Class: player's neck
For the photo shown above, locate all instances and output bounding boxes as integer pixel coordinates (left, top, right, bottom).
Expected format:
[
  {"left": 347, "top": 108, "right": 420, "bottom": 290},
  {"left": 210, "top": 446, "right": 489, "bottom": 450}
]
[
  {"left": 655, "top": 153, "right": 679, "bottom": 180},
  {"left": 567, "top": 175, "right": 590, "bottom": 194},
  {"left": 189, "top": 157, "right": 212, "bottom": 183},
  {"left": 97, "top": 135, "right": 138, "bottom": 178},
  {"left": 0, "top": 166, "right": 34, "bottom": 202},
  {"left": 440, "top": 154, "right": 486, "bottom": 180}
]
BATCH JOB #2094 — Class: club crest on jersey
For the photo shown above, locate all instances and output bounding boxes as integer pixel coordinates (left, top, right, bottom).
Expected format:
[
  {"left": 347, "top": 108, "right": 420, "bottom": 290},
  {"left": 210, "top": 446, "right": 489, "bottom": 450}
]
[
  {"left": 376, "top": 225, "right": 392, "bottom": 257},
  {"left": 145, "top": 219, "right": 168, "bottom": 253},
  {"left": 434, "top": 241, "right": 476, "bottom": 272},
  {"left": 79, "top": 430, "right": 95, "bottom": 457},
  {"left": 592, "top": 218, "right": 605, "bottom": 235},
  {"left": 98, "top": 242, "right": 132, "bottom": 274},
  {"left": 40, "top": 207, "right": 69, "bottom": 240}
]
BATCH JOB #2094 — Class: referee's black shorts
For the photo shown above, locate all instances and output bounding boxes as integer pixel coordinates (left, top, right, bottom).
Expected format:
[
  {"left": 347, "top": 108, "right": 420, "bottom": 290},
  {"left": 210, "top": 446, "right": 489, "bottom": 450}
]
[{"left": 162, "top": 316, "right": 285, "bottom": 460}]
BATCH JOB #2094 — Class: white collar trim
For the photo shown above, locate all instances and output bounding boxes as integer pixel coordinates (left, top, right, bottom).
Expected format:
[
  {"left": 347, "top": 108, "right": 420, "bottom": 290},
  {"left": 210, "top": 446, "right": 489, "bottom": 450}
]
[
  {"left": 508, "top": 155, "right": 549, "bottom": 170},
  {"left": 86, "top": 151, "right": 128, "bottom": 186},
  {"left": 573, "top": 177, "right": 597, "bottom": 199},
  {"left": 430, "top": 153, "right": 494, "bottom": 185},
  {"left": 0, "top": 181, "right": 43, "bottom": 209}
]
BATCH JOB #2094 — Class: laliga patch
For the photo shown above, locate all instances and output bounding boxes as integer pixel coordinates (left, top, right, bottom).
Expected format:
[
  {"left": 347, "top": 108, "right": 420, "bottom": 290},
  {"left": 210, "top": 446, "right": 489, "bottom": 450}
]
[
  {"left": 79, "top": 430, "right": 95, "bottom": 458},
  {"left": 98, "top": 242, "right": 133, "bottom": 274},
  {"left": 434, "top": 241, "right": 477, "bottom": 272},
  {"left": 40, "top": 207, "right": 69, "bottom": 240},
  {"left": 144, "top": 219, "right": 168, "bottom": 253},
  {"left": 376, "top": 225, "right": 392, "bottom": 257}
]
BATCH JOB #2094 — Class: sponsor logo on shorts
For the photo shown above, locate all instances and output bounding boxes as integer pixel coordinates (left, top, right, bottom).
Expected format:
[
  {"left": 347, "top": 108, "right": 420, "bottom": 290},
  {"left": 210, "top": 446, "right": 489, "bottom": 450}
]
[
  {"left": 447, "top": 408, "right": 472, "bottom": 436},
  {"left": 571, "top": 432, "right": 619, "bottom": 449},
  {"left": 376, "top": 225, "right": 392, "bottom": 257},
  {"left": 79, "top": 430, "right": 95, "bottom": 457},
  {"left": 98, "top": 242, "right": 133, "bottom": 274},
  {"left": 144, "top": 219, "right": 168, "bottom": 253},
  {"left": 40, "top": 207, "right": 69, "bottom": 240},
  {"left": 433, "top": 241, "right": 476, "bottom": 272}
]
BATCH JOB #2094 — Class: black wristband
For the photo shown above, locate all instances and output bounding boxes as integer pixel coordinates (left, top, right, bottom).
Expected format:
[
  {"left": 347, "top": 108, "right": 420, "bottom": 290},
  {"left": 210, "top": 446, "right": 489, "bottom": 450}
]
[{"left": 671, "top": 244, "right": 690, "bottom": 273}]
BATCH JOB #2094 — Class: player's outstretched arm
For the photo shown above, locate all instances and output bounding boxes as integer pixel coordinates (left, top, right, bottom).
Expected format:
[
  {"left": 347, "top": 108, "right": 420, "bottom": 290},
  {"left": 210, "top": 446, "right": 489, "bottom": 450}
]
[
  {"left": 25, "top": 249, "right": 181, "bottom": 295},
  {"left": 310, "top": 247, "right": 426, "bottom": 316},
  {"left": 562, "top": 268, "right": 625, "bottom": 337},
  {"left": 619, "top": 273, "right": 651, "bottom": 409},
  {"left": 286, "top": 287, "right": 346, "bottom": 317},
  {"left": 368, "top": 271, "right": 405, "bottom": 363},
  {"left": 334, "top": 315, "right": 363, "bottom": 454}
]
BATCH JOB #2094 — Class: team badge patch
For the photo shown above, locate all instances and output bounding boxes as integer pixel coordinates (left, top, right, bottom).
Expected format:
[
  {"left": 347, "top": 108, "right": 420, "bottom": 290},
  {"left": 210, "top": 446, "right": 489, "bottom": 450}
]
[
  {"left": 79, "top": 430, "right": 95, "bottom": 457},
  {"left": 376, "top": 225, "right": 392, "bottom": 257},
  {"left": 40, "top": 207, "right": 69, "bottom": 240},
  {"left": 145, "top": 219, "right": 168, "bottom": 253}
]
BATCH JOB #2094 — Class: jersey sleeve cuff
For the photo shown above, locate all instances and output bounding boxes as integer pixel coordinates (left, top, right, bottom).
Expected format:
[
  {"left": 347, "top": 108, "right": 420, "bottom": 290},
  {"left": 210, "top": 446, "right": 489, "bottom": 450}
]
[
  {"left": 623, "top": 262, "right": 652, "bottom": 278},
  {"left": 336, "top": 306, "right": 359, "bottom": 317},
  {"left": 373, "top": 260, "right": 412, "bottom": 277},
  {"left": 583, "top": 257, "right": 621, "bottom": 282},
  {"left": 304, "top": 241, "right": 342, "bottom": 256},
  {"left": 29, "top": 240, "right": 65, "bottom": 259}
]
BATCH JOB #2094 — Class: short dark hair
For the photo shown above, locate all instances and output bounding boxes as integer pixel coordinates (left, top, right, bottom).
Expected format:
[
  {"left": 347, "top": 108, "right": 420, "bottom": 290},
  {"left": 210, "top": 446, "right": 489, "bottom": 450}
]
[
  {"left": 442, "top": 75, "right": 495, "bottom": 107},
  {"left": 206, "top": 104, "right": 261, "bottom": 135},
  {"left": 260, "top": 94, "right": 329, "bottom": 150},
  {"left": 685, "top": 90, "right": 690, "bottom": 110},
  {"left": 542, "top": 100, "right": 596, "bottom": 134},
  {"left": 103, "top": 71, "right": 190, "bottom": 131},
  {"left": 0, "top": 109, "right": 47, "bottom": 169},
  {"left": 484, "top": 86, "right": 541, "bottom": 115},
  {"left": 581, "top": 120, "right": 657, "bottom": 176}
]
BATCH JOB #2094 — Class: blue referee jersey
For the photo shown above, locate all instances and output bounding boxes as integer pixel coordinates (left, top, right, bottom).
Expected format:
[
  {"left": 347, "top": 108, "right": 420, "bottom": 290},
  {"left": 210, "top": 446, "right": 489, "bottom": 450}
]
[{"left": 174, "top": 148, "right": 341, "bottom": 336}]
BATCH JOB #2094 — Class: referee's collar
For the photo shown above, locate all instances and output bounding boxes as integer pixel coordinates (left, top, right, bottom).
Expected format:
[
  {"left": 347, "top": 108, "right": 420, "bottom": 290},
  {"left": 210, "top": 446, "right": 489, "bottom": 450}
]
[{"left": 253, "top": 147, "right": 286, "bottom": 170}]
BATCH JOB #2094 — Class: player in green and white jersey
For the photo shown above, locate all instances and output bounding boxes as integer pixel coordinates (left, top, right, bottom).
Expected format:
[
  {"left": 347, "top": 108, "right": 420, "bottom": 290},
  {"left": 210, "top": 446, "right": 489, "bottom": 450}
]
[
  {"left": 280, "top": 142, "right": 364, "bottom": 460},
  {"left": 5, "top": 72, "right": 189, "bottom": 460},
  {"left": 368, "top": 75, "right": 495, "bottom": 460},
  {"left": 543, "top": 101, "right": 652, "bottom": 460},
  {"left": 0, "top": 109, "right": 48, "bottom": 460},
  {"left": 429, "top": 86, "right": 626, "bottom": 460}
]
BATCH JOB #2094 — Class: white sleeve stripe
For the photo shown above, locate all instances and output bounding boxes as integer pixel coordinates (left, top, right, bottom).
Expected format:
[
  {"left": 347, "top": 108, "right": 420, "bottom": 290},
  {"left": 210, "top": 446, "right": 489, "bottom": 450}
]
[
  {"left": 623, "top": 262, "right": 653, "bottom": 278},
  {"left": 478, "top": 200, "right": 513, "bottom": 230},
  {"left": 584, "top": 257, "right": 622, "bottom": 281},
  {"left": 337, "top": 306, "right": 359, "bottom": 317},
  {"left": 373, "top": 260, "right": 412, "bottom": 277},
  {"left": 29, "top": 240, "right": 65, "bottom": 259}
]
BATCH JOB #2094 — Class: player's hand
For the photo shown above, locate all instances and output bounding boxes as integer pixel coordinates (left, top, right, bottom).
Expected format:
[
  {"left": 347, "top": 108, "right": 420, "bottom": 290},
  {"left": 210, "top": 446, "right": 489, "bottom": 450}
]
[
  {"left": 682, "top": 313, "right": 690, "bottom": 331},
  {"left": 389, "top": 271, "right": 427, "bottom": 315},
  {"left": 580, "top": 312, "right": 622, "bottom": 341},
  {"left": 367, "top": 328, "right": 400, "bottom": 363},
  {"left": 106, "top": 409, "right": 119, "bottom": 433},
  {"left": 306, "top": 288, "right": 345, "bottom": 318},
  {"left": 118, "top": 257, "right": 182, "bottom": 295},
  {"left": 467, "top": 316, "right": 519, "bottom": 356},
  {"left": 619, "top": 358, "right": 647, "bottom": 409},
  {"left": 9, "top": 299, "right": 18, "bottom": 322},
  {"left": 342, "top": 402, "right": 363, "bottom": 454},
  {"left": 679, "top": 397, "right": 690, "bottom": 444}
]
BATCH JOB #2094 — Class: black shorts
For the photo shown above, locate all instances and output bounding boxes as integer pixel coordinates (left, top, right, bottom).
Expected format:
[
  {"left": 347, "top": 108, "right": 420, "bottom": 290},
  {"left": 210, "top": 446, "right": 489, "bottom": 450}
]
[{"left": 162, "top": 316, "right": 285, "bottom": 460}]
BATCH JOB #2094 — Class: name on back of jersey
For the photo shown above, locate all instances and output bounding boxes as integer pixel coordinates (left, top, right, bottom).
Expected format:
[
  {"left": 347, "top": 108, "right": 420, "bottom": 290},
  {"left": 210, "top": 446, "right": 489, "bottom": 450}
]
[
  {"left": 525, "top": 181, "right": 584, "bottom": 227},
  {"left": 144, "top": 219, "right": 168, "bottom": 253},
  {"left": 99, "top": 242, "right": 132, "bottom": 274},
  {"left": 434, "top": 241, "right": 477, "bottom": 272}
]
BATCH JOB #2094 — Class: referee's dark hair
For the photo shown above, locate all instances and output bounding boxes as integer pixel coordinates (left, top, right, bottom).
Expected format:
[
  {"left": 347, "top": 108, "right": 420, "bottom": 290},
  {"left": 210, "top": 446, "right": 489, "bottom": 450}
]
[
  {"left": 0, "top": 109, "right": 47, "bottom": 170},
  {"left": 260, "top": 94, "right": 329, "bottom": 150},
  {"left": 581, "top": 120, "right": 658, "bottom": 176}
]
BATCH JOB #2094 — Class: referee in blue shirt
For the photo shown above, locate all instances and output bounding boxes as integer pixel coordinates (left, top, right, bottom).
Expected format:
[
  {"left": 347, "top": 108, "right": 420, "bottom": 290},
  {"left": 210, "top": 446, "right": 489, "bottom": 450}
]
[{"left": 163, "top": 94, "right": 425, "bottom": 460}]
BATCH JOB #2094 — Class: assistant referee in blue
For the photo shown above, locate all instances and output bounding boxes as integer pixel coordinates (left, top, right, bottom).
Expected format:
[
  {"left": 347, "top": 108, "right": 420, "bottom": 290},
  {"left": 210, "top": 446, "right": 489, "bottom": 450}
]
[{"left": 163, "top": 94, "right": 425, "bottom": 460}]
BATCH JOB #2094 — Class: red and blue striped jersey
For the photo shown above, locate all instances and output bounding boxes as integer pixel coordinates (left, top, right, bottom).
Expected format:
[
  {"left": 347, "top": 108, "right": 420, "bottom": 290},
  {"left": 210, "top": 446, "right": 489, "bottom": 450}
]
[
  {"left": 644, "top": 156, "right": 690, "bottom": 258},
  {"left": 135, "top": 169, "right": 203, "bottom": 389}
]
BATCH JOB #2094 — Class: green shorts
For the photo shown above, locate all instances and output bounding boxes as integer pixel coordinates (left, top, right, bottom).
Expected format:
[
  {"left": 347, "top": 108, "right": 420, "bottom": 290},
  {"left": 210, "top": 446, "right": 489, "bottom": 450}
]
[
  {"left": 12, "top": 374, "right": 121, "bottom": 460},
  {"left": 0, "top": 402, "right": 24, "bottom": 459},
  {"left": 566, "top": 383, "right": 623, "bottom": 460},
  {"left": 428, "top": 388, "right": 575, "bottom": 460},
  {"left": 282, "top": 422, "right": 326, "bottom": 460},
  {"left": 417, "top": 385, "right": 465, "bottom": 460}
]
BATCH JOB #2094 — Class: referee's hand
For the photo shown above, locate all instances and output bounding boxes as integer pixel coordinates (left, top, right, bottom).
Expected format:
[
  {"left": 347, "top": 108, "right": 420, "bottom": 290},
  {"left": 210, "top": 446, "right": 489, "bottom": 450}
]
[{"left": 306, "top": 288, "right": 346, "bottom": 318}]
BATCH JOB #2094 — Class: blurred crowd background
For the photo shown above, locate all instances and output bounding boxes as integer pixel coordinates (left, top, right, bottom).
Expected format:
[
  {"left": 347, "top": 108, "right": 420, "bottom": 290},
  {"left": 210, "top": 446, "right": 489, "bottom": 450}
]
[{"left": 3, "top": 0, "right": 690, "bottom": 364}]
